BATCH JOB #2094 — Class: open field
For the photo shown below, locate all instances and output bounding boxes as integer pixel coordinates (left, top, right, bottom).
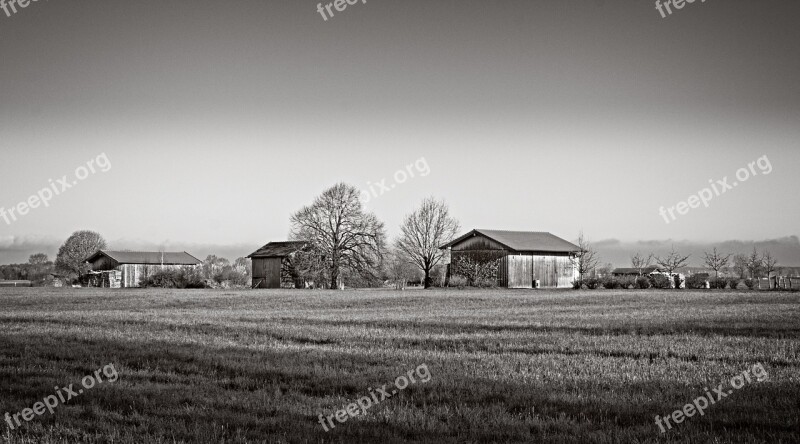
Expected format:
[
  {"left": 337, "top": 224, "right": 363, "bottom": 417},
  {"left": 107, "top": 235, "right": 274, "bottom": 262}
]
[{"left": 1, "top": 288, "right": 799, "bottom": 443}]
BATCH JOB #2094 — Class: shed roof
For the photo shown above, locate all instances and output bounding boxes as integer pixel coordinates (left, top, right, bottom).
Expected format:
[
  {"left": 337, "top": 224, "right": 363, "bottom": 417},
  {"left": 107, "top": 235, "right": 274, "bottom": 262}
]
[
  {"left": 441, "top": 229, "right": 581, "bottom": 253},
  {"left": 85, "top": 250, "right": 202, "bottom": 265},
  {"left": 247, "top": 241, "right": 307, "bottom": 259}
]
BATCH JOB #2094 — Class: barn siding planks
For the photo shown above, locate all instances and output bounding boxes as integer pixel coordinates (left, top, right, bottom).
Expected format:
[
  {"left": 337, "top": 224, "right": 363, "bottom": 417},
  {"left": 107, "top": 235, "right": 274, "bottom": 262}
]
[
  {"left": 507, "top": 255, "right": 533, "bottom": 288},
  {"left": 252, "top": 258, "right": 283, "bottom": 288}
]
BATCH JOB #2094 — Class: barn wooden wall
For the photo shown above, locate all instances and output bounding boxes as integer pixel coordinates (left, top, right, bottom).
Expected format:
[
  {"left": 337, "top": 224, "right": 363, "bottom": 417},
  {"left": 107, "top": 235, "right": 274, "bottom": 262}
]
[
  {"left": 491, "top": 253, "right": 577, "bottom": 289},
  {"left": 252, "top": 258, "right": 282, "bottom": 288}
]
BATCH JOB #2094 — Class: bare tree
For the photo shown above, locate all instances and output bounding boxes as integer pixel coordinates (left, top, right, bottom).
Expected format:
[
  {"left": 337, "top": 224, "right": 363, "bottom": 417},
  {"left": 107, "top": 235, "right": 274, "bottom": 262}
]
[
  {"left": 703, "top": 248, "right": 731, "bottom": 278},
  {"left": 395, "top": 197, "right": 460, "bottom": 288},
  {"left": 631, "top": 252, "right": 654, "bottom": 276},
  {"left": 55, "top": 230, "right": 107, "bottom": 279},
  {"left": 746, "top": 247, "right": 764, "bottom": 279},
  {"left": 762, "top": 250, "right": 779, "bottom": 288},
  {"left": 573, "top": 231, "right": 599, "bottom": 280},
  {"left": 290, "top": 183, "right": 387, "bottom": 289},
  {"left": 385, "top": 249, "right": 419, "bottom": 290},
  {"left": 733, "top": 254, "right": 748, "bottom": 279},
  {"left": 655, "top": 245, "right": 691, "bottom": 275}
]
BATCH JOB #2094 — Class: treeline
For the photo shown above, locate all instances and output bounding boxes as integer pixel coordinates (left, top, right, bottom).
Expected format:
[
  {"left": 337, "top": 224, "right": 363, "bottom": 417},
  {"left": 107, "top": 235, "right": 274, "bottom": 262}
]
[
  {"left": 0, "top": 253, "right": 54, "bottom": 285},
  {"left": 0, "top": 253, "right": 55, "bottom": 285}
]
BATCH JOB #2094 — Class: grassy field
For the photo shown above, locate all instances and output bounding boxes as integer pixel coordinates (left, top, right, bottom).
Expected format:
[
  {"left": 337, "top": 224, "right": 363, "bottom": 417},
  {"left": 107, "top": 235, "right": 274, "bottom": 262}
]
[{"left": 0, "top": 288, "right": 798, "bottom": 443}]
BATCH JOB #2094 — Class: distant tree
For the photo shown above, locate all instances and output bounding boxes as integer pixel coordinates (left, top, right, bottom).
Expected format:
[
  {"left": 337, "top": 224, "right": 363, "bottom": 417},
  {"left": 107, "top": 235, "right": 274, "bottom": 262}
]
[
  {"left": 596, "top": 262, "right": 615, "bottom": 278},
  {"left": 28, "top": 253, "right": 50, "bottom": 265},
  {"left": 26, "top": 253, "right": 54, "bottom": 284},
  {"left": 573, "top": 231, "right": 599, "bottom": 280},
  {"left": 202, "top": 255, "right": 230, "bottom": 279},
  {"left": 55, "top": 231, "right": 107, "bottom": 279},
  {"left": 762, "top": 250, "right": 779, "bottom": 283},
  {"left": 746, "top": 247, "right": 764, "bottom": 279},
  {"left": 395, "top": 197, "right": 461, "bottom": 288},
  {"left": 234, "top": 257, "right": 250, "bottom": 277},
  {"left": 655, "top": 245, "right": 691, "bottom": 275},
  {"left": 385, "top": 249, "right": 419, "bottom": 290},
  {"left": 631, "top": 252, "right": 654, "bottom": 275},
  {"left": 290, "top": 183, "right": 386, "bottom": 289},
  {"left": 703, "top": 248, "right": 731, "bottom": 278},
  {"left": 733, "top": 254, "right": 749, "bottom": 279}
]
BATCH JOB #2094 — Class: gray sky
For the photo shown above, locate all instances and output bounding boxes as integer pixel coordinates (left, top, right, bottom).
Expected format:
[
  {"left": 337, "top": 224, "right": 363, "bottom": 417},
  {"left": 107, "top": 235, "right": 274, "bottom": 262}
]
[{"left": 1, "top": 0, "right": 799, "bottom": 264}]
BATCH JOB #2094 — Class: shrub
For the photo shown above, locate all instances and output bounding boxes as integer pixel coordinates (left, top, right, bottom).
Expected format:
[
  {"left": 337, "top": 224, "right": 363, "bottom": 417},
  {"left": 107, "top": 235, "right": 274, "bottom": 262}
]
[
  {"left": 674, "top": 275, "right": 685, "bottom": 289},
  {"left": 617, "top": 276, "right": 636, "bottom": 289},
  {"left": 140, "top": 268, "right": 207, "bottom": 289},
  {"left": 744, "top": 278, "right": 757, "bottom": 290},
  {"left": 448, "top": 275, "right": 468, "bottom": 289},
  {"left": 636, "top": 276, "right": 652, "bottom": 289},
  {"left": 709, "top": 277, "right": 728, "bottom": 289},
  {"left": 584, "top": 278, "right": 602, "bottom": 289},
  {"left": 474, "top": 277, "right": 498, "bottom": 288},
  {"left": 213, "top": 267, "right": 249, "bottom": 286},
  {"left": 451, "top": 256, "right": 499, "bottom": 286},
  {"left": 686, "top": 275, "right": 709, "bottom": 289},
  {"left": 572, "top": 279, "right": 583, "bottom": 290},
  {"left": 649, "top": 274, "right": 672, "bottom": 289},
  {"left": 602, "top": 278, "right": 617, "bottom": 289},
  {"left": 727, "top": 278, "right": 741, "bottom": 290}
]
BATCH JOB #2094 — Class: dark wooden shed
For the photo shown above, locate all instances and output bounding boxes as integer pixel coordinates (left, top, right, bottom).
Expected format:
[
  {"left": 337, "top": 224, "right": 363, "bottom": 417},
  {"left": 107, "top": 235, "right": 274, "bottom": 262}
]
[
  {"left": 247, "top": 241, "right": 307, "bottom": 289},
  {"left": 441, "top": 229, "right": 580, "bottom": 289}
]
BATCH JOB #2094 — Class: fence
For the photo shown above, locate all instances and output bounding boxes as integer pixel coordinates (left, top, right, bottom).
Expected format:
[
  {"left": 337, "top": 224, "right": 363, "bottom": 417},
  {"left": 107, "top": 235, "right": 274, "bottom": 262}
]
[{"left": 0, "top": 280, "right": 32, "bottom": 287}]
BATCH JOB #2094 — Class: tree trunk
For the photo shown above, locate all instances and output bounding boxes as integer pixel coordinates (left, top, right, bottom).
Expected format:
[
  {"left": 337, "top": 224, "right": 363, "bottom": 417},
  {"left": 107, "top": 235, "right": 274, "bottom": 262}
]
[
  {"left": 330, "top": 264, "right": 339, "bottom": 290},
  {"left": 424, "top": 268, "right": 431, "bottom": 289}
]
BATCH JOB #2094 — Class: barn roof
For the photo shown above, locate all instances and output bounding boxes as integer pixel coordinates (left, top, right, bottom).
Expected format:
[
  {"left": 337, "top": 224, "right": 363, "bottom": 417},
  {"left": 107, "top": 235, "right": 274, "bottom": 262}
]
[
  {"left": 85, "top": 250, "right": 202, "bottom": 265},
  {"left": 441, "top": 229, "right": 581, "bottom": 253},
  {"left": 247, "top": 241, "right": 307, "bottom": 259}
]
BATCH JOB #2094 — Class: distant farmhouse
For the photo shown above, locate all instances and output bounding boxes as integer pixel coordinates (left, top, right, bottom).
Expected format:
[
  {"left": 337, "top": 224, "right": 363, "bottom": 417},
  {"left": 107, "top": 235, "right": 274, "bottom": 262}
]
[
  {"left": 441, "top": 229, "right": 581, "bottom": 289},
  {"left": 612, "top": 266, "right": 665, "bottom": 277},
  {"left": 247, "top": 242, "right": 307, "bottom": 289},
  {"left": 85, "top": 251, "right": 202, "bottom": 288}
]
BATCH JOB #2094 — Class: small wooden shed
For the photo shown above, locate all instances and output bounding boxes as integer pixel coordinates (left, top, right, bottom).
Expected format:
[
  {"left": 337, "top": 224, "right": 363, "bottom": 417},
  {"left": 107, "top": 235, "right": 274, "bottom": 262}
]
[
  {"left": 247, "top": 242, "right": 307, "bottom": 289},
  {"left": 441, "top": 229, "right": 580, "bottom": 289}
]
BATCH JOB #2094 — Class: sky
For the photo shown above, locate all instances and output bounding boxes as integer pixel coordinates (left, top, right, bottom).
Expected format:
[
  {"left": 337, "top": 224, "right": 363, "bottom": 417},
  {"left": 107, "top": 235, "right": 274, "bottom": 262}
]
[{"left": 1, "top": 0, "right": 799, "bottom": 265}]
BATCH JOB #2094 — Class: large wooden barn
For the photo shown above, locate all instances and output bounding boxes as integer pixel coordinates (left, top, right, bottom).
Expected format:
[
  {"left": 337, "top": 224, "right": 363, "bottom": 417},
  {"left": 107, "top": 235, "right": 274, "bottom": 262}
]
[
  {"left": 441, "top": 229, "right": 581, "bottom": 289},
  {"left": 85, "top": 250, "right": 202, "bottom": 288},
  {"left": 247, "top": 241, "right": 307, "bottom": 289}
]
